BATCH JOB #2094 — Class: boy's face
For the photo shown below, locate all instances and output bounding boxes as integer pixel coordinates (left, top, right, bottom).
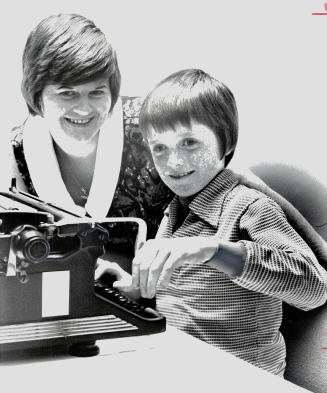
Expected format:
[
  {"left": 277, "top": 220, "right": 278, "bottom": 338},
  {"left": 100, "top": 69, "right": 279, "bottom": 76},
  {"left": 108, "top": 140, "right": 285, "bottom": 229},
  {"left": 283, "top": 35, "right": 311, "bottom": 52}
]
[{"left": 147, "top": 121, "right": 225, "bottom": 197}]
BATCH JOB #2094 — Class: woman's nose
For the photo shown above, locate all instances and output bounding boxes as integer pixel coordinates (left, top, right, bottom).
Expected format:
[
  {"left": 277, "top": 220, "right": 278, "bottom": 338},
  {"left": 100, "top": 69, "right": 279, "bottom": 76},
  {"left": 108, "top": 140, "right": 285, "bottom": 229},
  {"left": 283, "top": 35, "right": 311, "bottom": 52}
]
[{"left": 73, "top": 98, "right": 93, "bottom": 116}]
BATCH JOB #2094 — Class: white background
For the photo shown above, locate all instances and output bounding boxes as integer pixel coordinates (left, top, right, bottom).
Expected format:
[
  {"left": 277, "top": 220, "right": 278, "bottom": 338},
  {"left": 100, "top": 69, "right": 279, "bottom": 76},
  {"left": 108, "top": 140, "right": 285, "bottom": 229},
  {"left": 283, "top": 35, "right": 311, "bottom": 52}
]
[
  {"left": 0, "top": 1, "right": 326, "bottom": 391},
  {"left": 2, "top": 0, "right": 327, "bottom": 229},
  {"left": 1, "top": 0, "right": 326, "bottom": 181}
]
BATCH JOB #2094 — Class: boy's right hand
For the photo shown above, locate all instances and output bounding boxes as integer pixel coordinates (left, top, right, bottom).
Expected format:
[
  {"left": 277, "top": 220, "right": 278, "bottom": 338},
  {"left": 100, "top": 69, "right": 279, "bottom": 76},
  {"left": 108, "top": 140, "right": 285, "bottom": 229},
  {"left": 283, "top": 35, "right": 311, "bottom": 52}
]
[{"left": 95, "top": 259, "right": 142, "bottom": 302}]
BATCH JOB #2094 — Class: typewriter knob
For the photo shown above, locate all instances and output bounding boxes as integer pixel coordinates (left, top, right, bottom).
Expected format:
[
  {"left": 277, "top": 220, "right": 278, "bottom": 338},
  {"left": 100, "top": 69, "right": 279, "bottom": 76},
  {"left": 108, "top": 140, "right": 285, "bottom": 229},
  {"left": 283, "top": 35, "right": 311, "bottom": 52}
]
[{"left": 14, "top": 227, "right": 50, "bottom": 263}]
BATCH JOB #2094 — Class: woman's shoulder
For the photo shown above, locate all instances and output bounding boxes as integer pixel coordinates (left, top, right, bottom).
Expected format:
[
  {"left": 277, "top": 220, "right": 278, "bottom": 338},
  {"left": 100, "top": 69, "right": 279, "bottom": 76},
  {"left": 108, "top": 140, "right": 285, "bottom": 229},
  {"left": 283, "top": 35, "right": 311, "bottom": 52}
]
[
  {"left": 11, "top": 121, "right": 26, "bottom": 146},
  {"left": 121, "top": 96, "right": 144, "bottom": 124},
  {"left": 9, "top": 120, "right": 35, "bottom": 194},
  {"left": 114, "top": 96, "right": 172, "bottom": 237}
]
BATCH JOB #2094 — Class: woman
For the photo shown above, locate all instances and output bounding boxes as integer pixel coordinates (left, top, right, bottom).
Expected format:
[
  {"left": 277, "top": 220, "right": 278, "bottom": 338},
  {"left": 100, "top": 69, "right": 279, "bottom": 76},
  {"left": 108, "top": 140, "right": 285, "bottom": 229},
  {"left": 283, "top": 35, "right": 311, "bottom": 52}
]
[{"left": 11, "top": 13, "right": 171, "bottom": 245}]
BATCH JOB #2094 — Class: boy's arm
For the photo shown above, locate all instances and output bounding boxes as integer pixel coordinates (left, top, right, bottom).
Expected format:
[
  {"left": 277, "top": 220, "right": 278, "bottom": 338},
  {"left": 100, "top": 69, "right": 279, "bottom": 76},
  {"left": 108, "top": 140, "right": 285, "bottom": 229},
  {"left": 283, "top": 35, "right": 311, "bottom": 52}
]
[{"left": 228, "top": 197, "right": 327, "bottom": 311}]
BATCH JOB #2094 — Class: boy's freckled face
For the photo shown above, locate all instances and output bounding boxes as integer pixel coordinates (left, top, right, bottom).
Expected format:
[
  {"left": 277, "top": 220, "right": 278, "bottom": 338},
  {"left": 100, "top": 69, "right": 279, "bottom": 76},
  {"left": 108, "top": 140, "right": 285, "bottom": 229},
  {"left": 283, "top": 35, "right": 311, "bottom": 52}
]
[{"left": 147, "top": 121, "right": 225, "bottom": 197}]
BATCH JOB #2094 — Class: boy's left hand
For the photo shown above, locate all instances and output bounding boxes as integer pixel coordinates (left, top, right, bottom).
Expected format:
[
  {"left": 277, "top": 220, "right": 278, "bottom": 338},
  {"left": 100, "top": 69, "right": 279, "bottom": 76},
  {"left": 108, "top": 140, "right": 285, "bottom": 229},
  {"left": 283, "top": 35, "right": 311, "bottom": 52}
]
[{"left": 132, "top": 237, "right": 218, "bottom": 298}]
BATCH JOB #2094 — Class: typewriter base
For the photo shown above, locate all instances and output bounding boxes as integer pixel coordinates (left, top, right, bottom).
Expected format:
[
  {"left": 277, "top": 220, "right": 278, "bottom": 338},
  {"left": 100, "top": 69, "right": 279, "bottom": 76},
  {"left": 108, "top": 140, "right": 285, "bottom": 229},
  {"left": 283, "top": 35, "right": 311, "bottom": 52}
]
[
  {"left": 68, "top": 341, "right": 99, "bottom": 357},
  {"left": 0, "top": 293, "right": 166, "bottom": 358}
]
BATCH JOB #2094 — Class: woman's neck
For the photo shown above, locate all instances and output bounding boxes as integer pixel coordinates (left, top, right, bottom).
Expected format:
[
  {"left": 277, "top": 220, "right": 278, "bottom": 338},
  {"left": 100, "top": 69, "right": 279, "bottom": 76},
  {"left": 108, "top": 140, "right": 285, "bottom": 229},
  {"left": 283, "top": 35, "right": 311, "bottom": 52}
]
[
  {"left": 51, "top": 132, "right": 99, "bottom": 157},
  {"left": 53, "top": 140, "right": 98, "bottom": 206}
]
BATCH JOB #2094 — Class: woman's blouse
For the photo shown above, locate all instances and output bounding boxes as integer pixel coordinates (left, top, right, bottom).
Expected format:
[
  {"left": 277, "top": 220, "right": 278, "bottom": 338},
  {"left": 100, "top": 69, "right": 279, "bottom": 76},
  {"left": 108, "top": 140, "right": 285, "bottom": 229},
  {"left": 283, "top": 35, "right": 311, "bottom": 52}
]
[{"left": 11, "top": 96, "right": 172, "bottom": 241}]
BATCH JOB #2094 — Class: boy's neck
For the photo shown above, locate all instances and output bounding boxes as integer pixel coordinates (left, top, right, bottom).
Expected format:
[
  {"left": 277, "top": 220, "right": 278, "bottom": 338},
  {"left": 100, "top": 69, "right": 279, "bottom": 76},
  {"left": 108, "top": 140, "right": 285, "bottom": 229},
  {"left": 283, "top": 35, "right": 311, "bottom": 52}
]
[
  {"left": 178, "top": 168, "right": 226, "bottom": 207},
  {"left": 178, "top": 195, "right": 197, "bottom": 207}
]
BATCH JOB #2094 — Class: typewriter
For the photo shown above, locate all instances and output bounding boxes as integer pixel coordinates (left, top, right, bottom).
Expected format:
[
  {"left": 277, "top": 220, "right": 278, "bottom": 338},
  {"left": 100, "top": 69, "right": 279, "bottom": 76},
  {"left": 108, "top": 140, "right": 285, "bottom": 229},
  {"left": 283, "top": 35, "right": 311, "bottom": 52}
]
[{"left": 0, "top": 181, "right": 165, "bottom": 357}]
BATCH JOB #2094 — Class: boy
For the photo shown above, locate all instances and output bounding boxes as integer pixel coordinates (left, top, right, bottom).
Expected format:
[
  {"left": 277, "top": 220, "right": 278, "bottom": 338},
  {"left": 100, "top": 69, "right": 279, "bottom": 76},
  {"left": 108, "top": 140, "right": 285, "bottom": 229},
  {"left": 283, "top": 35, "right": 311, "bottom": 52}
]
[{"left": 98, "top": 69, "right": 327, "bottom": 376}]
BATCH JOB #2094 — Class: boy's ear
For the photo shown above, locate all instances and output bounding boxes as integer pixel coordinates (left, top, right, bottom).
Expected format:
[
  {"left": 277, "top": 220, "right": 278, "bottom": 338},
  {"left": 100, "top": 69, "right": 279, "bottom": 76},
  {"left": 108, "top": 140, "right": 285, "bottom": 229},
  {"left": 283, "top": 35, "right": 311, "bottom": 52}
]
[
  {"left": 219, "top": 146, "right": 228, "bottom": 162},
  {"left": 224, "top": 150, "right": 235, "bottom": 168},
  {"left": 224, "top": 145, "right": 234, "bottom": 157}
]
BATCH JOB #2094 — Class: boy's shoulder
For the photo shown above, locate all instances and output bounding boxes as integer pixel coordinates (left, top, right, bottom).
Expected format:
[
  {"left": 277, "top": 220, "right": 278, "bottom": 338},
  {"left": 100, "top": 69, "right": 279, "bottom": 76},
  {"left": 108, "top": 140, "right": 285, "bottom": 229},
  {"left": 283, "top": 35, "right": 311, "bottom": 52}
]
[
  {"left": 192, "top": 169, "right": 285, "bottom": 228},
  {"left": 230, "top": 182, "right": 267, "bottom": 201},
  {"left": 225, "top": 180, "right": 284, "bottom": 217}
]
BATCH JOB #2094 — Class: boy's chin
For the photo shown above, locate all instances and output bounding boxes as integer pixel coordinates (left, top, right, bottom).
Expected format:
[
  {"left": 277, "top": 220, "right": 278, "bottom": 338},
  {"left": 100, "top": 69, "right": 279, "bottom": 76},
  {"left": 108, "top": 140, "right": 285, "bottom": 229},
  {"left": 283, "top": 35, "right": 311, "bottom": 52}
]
[{"left": 172, "top": 187, "right": 202, "bottom": 198}]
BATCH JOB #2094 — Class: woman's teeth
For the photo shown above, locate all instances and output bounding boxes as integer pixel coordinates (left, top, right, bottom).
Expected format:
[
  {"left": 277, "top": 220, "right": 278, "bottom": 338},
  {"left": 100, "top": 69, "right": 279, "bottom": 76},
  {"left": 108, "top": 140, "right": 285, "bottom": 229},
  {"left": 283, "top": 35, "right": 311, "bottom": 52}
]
[{"left": 66, "top": 118, "right": 92, "bottom": 125}]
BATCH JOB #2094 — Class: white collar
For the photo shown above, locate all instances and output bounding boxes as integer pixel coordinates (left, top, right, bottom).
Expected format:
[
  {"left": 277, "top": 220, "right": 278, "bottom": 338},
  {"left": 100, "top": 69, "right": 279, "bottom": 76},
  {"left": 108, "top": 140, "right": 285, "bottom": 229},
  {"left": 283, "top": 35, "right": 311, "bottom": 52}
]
[{"left": 23, "top": 98, "right": 124, "bottom": 219}]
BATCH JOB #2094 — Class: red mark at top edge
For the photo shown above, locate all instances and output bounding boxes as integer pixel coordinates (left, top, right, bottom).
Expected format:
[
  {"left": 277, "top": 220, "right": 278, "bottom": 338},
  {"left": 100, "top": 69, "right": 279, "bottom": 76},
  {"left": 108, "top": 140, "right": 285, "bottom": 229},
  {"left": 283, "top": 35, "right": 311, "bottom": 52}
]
[{"left": 312, "top": 2, "right": 327, "bottom": 15}]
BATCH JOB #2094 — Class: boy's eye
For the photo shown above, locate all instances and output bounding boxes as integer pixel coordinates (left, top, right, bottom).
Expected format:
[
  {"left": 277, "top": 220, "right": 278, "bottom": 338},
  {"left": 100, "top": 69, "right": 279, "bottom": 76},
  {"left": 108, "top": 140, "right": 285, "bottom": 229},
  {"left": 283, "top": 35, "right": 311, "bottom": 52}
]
[
  {"left": 152, "top": 144, "right": 167, "bottom": 154},
  {"left": 181, "top": 138, "right": 198, "bottom": 148}
]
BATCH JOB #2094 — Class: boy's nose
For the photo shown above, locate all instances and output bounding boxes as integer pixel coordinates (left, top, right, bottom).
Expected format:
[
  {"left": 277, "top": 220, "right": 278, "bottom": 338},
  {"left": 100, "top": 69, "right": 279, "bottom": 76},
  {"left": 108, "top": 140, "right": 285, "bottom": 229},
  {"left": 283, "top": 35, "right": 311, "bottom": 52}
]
[{"left": 167, "top": 151, "right": 184, "bottom": 168}]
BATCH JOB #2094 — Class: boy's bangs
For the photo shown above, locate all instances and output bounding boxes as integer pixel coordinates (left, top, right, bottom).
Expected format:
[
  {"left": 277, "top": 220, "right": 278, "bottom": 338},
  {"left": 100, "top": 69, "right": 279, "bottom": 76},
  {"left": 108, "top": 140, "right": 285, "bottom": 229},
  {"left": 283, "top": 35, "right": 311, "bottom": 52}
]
[{"left": 143, "top": 95, "right": 202, "bottom": 134}]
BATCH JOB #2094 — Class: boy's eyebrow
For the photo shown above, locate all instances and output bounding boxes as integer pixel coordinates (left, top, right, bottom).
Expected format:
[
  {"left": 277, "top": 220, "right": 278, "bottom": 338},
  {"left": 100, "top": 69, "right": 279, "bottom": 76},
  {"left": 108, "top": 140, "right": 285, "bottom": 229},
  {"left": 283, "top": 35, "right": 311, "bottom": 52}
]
[
  {"left": 148, "top": 138, "right": 163, "bottom": 145},
  {"left": 148, "top": 130, "right": 198, "bottom": 144},
  {"left": 174, "top": 130, "right": 198, "bottom": 138}
]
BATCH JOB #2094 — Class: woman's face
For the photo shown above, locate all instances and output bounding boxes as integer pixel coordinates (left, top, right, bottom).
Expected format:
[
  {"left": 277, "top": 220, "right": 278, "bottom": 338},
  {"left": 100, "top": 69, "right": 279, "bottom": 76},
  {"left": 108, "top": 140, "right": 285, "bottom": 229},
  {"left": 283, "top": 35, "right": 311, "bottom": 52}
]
[{"left": 41, "top": 76, "right": 112, "bottom": 148}]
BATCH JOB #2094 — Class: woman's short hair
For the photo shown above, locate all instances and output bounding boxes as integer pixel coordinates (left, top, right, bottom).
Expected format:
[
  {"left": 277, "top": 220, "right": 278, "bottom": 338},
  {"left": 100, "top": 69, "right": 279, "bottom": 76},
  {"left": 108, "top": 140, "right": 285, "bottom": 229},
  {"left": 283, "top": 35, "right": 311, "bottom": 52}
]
[
  {"left": 22, "top": 13, "right": 121, "bottom": 116},
  {"left": 139, "top": 69, "right": 238, "bottom": 166}
]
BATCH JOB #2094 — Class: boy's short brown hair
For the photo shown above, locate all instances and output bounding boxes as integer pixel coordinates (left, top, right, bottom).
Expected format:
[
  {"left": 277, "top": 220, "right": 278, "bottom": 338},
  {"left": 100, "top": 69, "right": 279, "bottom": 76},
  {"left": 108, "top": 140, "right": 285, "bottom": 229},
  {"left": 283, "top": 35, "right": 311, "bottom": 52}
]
[{"left": 139, "top": 69, "right": 238, "bottom": 166}]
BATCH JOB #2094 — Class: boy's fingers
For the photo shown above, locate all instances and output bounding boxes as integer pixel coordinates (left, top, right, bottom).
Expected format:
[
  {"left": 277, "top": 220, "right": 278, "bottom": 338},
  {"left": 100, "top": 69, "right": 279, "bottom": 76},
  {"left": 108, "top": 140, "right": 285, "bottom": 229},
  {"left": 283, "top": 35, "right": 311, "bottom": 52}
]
[
  {"left": 138, "top": 243, "right": 160, "bottom": 297},
  {"left": 94, "top": 261, "right": 122, "bottom": 281},
  {"left": 132, "top": 241, "right": 149, "bottom": 287},
  {"left": 158, "top": 253, "right": 179, "bottom": 288},
  {"left": 113, "top": 281, "right": 141, "bottom": 302},
  {"left": 132, "top": 241, "right": 147, "bottom": 286},
  {"left": 94, "top": 265, "right": 107, "bottom": 280},
  {"left": 146, "top": 250, "right": 171, "bottom": 298},
  {"left": 132, "top": 259, "right": 141, "bottom": 288}
]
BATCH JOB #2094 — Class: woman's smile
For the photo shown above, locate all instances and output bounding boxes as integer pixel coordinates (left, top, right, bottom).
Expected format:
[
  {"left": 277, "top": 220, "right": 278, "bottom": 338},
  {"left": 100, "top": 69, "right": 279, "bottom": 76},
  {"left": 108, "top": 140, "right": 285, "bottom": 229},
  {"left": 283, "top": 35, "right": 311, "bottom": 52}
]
[
  {"left": 64, "top": 116, "right": 94, "bottom": 126},
  {"left": 41, "top": 77, "right": 112, "bottom": 150}
]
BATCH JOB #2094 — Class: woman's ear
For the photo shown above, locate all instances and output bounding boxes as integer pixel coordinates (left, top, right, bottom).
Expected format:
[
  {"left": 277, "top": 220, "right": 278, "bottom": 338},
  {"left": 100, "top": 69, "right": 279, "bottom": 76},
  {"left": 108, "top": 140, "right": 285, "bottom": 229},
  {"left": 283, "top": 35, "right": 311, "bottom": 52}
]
[{"left": 36, "top": 93, "right": 44, "bottom": 117}]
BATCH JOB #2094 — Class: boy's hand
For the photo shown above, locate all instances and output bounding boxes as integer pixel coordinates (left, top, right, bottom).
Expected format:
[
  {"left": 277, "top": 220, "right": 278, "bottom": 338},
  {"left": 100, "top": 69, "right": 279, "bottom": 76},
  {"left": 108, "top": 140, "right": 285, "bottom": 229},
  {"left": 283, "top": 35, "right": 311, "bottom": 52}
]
[
  {"left": 95, "top": 259, "right": 141, "bottom": 302},
  {"left": 132, "top": 237, "right": 218, "bottom": 298}
]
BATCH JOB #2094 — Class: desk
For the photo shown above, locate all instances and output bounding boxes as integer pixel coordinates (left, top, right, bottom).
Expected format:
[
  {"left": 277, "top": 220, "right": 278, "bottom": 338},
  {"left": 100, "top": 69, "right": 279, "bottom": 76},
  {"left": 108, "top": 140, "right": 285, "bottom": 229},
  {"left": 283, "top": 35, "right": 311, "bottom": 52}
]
[{"left": 0, "top": 326, "right": 309, "bottom": 393}]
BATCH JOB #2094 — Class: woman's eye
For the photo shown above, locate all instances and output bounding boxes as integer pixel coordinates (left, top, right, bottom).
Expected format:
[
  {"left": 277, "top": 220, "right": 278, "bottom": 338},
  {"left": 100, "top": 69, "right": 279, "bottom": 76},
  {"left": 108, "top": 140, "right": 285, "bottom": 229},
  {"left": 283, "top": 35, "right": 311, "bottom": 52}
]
[
  {"left": 152, "top": 144, "right": 167, "bottom": 154},
  {"left": 58, "top": 90, "right": 77, "bottom": 98},
  {"left": 90, "top": 90, "right": 106, "bottom": 97},
  {"left": 181, "top": 138, "right": 198, "bottom": 148}
]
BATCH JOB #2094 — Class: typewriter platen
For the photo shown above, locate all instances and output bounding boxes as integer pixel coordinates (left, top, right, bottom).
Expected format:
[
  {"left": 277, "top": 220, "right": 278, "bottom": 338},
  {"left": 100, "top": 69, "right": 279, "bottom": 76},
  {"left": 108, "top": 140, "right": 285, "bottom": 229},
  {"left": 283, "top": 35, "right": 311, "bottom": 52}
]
[{"left": 0, "top": 183, "right": 165, "bottom": 357}]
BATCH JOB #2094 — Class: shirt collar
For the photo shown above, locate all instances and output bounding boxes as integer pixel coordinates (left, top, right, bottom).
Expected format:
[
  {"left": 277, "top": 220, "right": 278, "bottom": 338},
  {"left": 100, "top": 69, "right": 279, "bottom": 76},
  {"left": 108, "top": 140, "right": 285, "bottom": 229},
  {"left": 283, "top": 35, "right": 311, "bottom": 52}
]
[{"left": 168, "top": 169, "right": 239, "bottom": 229}]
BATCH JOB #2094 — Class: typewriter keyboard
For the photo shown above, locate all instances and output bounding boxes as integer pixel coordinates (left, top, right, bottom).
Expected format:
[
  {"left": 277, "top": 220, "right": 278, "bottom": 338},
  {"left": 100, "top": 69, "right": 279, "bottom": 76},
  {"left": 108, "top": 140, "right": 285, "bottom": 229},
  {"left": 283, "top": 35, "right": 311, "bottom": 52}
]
[{"left": 94, "top": 280, "right": 160, "bottom": 320}]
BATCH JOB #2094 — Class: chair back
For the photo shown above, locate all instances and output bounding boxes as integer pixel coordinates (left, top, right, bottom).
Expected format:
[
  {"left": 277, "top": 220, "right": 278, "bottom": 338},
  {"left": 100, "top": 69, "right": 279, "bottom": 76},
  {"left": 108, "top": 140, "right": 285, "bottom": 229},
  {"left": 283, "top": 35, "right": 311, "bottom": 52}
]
[{"left": 251, "top": 162, "right": 327, "bottom": 393}]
